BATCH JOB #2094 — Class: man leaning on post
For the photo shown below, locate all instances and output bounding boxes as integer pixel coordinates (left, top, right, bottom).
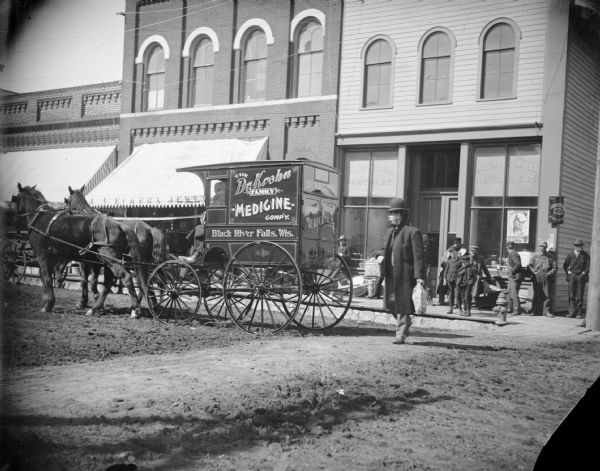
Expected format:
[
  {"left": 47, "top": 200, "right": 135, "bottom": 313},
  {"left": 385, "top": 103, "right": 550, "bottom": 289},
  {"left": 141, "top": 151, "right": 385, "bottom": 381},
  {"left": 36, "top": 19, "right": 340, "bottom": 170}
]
[
  {"left": 376, "top": 198, "right": 425, "bottom": 344},
  {"left": 563, "top": 238, "right": 590, "bottom": 319}
]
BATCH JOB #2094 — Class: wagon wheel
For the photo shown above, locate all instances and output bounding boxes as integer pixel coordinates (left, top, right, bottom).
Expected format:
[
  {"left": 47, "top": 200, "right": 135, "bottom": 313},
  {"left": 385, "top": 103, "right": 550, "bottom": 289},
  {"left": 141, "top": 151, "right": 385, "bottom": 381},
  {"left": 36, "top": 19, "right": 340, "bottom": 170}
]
[
  {"left": 1, "top": 239, "right": 27, "bottom": 284},
  {"left": 222, "top": 241, "right": 302, "bottom": 334},
  {"left": 146, "top": 259, "right": 202, "bottom": 325},
  {"left": 297, "top": 254, "right": 353, "bottom": 329},
  {"left": 199, "top": 248, "right": 228, "bottom": 322}
]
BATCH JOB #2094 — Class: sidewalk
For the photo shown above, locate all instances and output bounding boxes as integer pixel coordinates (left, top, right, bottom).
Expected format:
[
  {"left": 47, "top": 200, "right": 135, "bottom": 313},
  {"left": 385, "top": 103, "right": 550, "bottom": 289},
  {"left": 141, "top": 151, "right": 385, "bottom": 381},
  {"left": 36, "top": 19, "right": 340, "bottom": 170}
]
[{"left": 346, "top": 295, "right": 595, "bottom": 338}]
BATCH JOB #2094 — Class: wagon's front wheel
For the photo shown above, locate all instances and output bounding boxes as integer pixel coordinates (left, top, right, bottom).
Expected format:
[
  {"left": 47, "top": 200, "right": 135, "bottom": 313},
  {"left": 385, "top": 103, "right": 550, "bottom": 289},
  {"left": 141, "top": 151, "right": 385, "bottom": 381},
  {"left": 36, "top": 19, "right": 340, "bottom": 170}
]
[
  {"left": 1, "top": 239, "right": 26, "bottom": 284},
  {"left": 147, "top": 259, "right": 202, "bottom": 325},
  {"left": 297, "top": 254, "right": 353, "bottom": 329},
  {"left": 222, "top": 241, "right": 302, "bottom": 334}
]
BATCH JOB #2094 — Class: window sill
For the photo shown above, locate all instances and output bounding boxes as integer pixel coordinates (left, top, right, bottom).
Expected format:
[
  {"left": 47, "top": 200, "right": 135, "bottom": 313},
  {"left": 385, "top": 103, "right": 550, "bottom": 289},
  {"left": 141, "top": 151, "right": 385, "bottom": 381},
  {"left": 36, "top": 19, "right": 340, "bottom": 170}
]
[
  {"left": 359, "top": 105, "right": 393, "bottom": 111},
  {"left": 416, "top": 100, "right": 452, "bottom": 107},
  {"left": 476, "top": 96, "right": 517, "bottom": 102}
]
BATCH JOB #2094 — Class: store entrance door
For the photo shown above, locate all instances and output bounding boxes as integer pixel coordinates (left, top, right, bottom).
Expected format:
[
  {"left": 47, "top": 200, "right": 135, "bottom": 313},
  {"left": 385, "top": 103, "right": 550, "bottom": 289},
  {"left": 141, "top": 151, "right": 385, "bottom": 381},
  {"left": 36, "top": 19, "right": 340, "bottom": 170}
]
[{"left": 416, "top": 193, "right": 458, "bottom": 295}]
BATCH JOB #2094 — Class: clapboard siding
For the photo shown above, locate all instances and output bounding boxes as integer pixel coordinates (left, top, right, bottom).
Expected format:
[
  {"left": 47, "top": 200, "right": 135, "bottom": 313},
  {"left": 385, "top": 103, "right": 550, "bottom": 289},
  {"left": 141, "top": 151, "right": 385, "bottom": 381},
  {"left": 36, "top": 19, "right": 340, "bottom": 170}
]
[
  {"left": 555, "top": 27, "right": 600, "bottom": 311},
  {"left": 338, "top": 0, "right": 548, "bottom": 135}
]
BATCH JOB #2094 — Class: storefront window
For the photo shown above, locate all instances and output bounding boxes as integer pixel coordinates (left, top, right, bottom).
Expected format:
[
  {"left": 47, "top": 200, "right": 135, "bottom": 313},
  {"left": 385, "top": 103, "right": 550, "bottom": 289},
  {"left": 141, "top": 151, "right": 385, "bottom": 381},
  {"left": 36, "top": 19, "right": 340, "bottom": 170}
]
[
  {"left": 342, "top": 150, "right": 398, "bottom": 263},
  {"left": 470, "top": 143, "right": 540, "bottom": 264}
]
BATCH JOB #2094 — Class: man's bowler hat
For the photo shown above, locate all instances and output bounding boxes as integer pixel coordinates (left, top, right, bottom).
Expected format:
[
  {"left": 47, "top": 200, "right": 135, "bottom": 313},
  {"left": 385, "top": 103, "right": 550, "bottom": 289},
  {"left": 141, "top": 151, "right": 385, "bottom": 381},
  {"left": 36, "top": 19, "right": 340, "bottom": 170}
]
[
  {"left": 388, "top": 197, "right": 410, "bottom": 213},
  {"left": 574, "top": 238, "right": 584, "bottom": 246},
  {"left": 506, "top": 242, "right": 515, "bottom": 249},
  {"left": 538, "top": 241, "right": 548, "bottom": 248}
]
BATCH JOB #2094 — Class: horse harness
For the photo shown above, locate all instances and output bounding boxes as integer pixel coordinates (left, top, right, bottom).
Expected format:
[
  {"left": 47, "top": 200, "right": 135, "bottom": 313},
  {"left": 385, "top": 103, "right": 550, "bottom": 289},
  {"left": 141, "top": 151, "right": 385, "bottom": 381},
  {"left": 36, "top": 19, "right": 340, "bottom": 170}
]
[{"left": 28, "top": 205, "right": 128, "bottom": 258}]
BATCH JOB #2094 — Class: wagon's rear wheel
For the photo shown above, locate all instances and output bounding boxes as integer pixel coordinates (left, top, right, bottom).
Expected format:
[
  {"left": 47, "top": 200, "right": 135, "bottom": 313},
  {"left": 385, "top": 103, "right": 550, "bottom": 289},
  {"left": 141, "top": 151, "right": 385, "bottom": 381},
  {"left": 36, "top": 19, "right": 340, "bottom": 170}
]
[
  {"left": 1, "top": 239, "right": 27, "bottom": 284},
  {"left": 146, "top": 259, "right": 202, "bottom": 325},
  {"left": 297, "top": 254, "right": 353, "bottom": 329},
  {"left": 222, "top": 241, "right": 302, "bottom": 333}
]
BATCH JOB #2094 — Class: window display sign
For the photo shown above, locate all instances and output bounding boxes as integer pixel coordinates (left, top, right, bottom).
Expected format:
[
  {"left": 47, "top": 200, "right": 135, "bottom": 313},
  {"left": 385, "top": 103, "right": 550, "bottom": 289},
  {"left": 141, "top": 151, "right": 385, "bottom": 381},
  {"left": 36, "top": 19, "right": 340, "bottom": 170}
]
[
  {"left": 473, "top": 152, "right": 505, "bottom": 196},
  {"left": 548, "top": 196, "right": 565, "bottom": 226},
  {"left": 230, "top": 166, "right": 298, "bottom": 224},
  {"left": 506, "top": 209, "right": 530, "bottom": 243}
]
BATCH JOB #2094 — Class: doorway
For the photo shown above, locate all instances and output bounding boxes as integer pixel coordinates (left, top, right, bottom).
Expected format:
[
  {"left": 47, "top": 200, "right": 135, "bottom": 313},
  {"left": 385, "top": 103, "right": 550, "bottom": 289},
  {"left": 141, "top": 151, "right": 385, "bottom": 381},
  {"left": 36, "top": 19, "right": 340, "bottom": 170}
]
[{"left": 410, "top": 145, "right": 461, "bottom": 295}]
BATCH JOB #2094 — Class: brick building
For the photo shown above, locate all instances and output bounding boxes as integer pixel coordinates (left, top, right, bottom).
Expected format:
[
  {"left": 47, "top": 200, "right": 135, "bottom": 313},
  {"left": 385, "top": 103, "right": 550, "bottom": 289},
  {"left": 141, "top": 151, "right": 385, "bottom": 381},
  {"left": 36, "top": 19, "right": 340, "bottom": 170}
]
[
  {"left": 86, "top": 0, "right": 342, "bottom": 222},
  {"left": 0, "top": 81, "right": 121, "bottom": 203}
]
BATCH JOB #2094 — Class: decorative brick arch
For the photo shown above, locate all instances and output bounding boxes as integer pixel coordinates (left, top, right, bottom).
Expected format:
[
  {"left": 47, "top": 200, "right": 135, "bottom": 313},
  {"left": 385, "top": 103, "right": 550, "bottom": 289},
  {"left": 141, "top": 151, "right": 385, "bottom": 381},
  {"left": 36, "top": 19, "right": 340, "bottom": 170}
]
[
  {"left": 290, "top": 8, "right": 325, "bottom": 41},
  {"left": 233, "top": 18, "right": 274, "bottom": 50},
  {"left": 182, "top": 27, "right": 220, "bottom": 57},
  {"left": 135, "top": 35, "right": 170, "bottom": 64}
]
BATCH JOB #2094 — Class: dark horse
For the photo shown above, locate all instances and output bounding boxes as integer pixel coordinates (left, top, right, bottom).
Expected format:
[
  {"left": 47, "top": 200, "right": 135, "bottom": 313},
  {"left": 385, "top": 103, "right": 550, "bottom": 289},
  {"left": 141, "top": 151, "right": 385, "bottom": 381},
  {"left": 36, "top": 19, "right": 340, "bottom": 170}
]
[
  {"left": 13, "top": 183, "right": 148, "bottom": 317},
  {"left": 66, "top": 185, "right": 167, "bottom": 307}
]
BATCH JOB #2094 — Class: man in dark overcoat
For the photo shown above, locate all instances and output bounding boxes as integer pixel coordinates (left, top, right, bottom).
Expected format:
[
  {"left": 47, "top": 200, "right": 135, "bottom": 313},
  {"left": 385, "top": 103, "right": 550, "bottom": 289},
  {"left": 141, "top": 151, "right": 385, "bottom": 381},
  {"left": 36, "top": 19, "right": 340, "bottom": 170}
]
[
  {"left": 506, "top": 241, "right": 524, "bottom": 316},
  {"left": 563, "top": 238, "right": 590, "bottom": 319},
  {"left": 378, "top": 198, "right": 425, "bottom": 344}
]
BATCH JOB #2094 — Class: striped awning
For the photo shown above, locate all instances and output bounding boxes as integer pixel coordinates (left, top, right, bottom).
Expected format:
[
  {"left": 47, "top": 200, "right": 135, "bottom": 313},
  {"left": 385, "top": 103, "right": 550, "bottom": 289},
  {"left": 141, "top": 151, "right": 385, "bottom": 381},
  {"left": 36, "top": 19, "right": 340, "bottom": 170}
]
[
  {"left": 0, "top": 146, "right": 116, "bottom": 205},
  {"left": 86, "top": 138, "right": 268, "bottom": 208}
]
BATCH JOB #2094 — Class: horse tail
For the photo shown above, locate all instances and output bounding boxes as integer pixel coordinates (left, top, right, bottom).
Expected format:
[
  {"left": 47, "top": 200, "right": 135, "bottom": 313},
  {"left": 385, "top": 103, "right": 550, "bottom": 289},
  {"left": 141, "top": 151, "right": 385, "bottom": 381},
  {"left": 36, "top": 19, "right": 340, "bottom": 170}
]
[
  {"left": 150, "top": 226, "right": 167, "bottom": 264},
  {"left": 121, "top": 224, "right": 148, "bottom": 298}
]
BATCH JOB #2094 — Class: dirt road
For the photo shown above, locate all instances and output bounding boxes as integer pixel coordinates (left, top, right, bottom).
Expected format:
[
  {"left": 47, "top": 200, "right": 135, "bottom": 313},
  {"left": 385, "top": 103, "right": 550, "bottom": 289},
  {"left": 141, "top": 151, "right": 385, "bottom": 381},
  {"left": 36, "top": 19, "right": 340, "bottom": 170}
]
[{"left": 1, "top": 282, "right": 599, "bottom": 470}]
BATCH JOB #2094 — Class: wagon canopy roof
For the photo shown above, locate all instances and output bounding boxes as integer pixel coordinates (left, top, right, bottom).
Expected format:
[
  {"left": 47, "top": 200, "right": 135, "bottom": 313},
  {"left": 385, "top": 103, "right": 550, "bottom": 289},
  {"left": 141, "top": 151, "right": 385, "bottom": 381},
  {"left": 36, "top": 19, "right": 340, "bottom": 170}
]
[
  {"left": 86, "top": 138, "right": 268, "bottom": 208},
  {"left": 0, "top": 146, "right": 116, "bottom": 206}
]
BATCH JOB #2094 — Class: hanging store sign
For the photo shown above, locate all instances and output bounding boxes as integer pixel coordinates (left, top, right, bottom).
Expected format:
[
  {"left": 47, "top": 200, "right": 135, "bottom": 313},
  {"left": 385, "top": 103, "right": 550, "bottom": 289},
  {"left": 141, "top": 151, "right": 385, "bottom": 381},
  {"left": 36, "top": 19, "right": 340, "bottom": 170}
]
[{"left": 548, "top": 196, "right": 565, "bottom": 226}]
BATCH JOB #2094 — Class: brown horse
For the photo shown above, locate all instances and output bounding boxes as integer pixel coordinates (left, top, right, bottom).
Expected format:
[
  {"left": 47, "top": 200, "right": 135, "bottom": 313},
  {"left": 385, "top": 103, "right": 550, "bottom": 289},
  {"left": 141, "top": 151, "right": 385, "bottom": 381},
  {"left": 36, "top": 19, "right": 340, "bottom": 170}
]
[
  {"left": 66, "top": 185, "right": 167, "bottom": 308},
  {"left": 13, "top": 183, "right": 148, "bottom": 317}
]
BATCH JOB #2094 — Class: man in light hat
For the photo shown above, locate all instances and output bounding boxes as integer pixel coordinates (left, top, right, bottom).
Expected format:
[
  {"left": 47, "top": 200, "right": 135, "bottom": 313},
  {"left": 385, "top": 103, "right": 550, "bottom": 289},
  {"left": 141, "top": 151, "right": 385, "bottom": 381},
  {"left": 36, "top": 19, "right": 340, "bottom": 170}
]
[
  {"left": 563, "top": 238, "right": 590, "bottom": 318},
  {"left": 377, "top": 197, "right": 425, "bottom": 344},
  {"left": 506, "top": 241, "right": 524, "bottom": 315},
  {"left": 468, "top": 245, "right": 492, "bottom": 301},
  {"left": 527, "top": 241, "right": 557, "bottom": 317}
]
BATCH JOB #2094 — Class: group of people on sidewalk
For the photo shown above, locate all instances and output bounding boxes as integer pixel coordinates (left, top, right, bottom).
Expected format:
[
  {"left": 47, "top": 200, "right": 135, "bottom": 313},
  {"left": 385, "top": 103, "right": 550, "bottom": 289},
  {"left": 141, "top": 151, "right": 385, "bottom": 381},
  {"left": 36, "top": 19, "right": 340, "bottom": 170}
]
[{"left": 375, "top": 197, "right": 591, "bottom": 344}]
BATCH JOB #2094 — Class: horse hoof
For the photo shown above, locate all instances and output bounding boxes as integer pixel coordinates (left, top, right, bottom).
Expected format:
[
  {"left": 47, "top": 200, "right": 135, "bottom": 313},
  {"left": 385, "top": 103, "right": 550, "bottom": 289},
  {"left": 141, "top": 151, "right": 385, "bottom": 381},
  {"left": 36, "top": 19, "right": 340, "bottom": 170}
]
[
  {"left": 40, "top": 307, "right": 48, "bottom": 313},
  {"left": 85, "top": 308, "right": 94, "bottom": 316},
  {"left": 130, "top": 310, "right": 138, "bottom": 319}
]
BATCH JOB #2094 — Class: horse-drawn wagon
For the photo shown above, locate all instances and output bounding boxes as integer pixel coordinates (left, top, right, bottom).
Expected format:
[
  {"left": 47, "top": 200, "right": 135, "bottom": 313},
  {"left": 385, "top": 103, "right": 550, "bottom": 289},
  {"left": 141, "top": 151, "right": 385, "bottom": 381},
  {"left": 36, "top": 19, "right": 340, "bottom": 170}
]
[{"left": 147, "top": 159, "right": 353, "bottom": 333}]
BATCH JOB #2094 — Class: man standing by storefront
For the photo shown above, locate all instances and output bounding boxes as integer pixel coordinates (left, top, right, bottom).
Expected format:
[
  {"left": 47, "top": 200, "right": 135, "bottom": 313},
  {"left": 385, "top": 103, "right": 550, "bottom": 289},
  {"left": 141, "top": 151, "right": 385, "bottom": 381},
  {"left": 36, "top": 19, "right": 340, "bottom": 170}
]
[
  {"left": 563, "top": 238, "right": 590, "bottom": 319},
  {"left": 528, "top": 241, "right": 557, "bottom": 317},
  {"left": 378, "top": 198, "right": 425, "bottom": 345},
  {"left": 506, "top": 242, "right": 524, "bottom": 316}
]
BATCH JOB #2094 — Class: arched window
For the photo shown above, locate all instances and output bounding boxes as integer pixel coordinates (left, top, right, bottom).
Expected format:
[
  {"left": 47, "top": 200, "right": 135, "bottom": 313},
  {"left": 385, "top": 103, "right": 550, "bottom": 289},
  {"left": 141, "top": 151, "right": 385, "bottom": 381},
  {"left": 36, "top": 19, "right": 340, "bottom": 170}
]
[
  {"left": 190, "top": 38, "right": 215, "bottom": 106},
  {"left": 294, "top": 20, "right": 323, "bottom": 97},
  {"left": 145, "top": 45, "right": 165, "bottom": 110},
  {"left": 419, "top": 31, "right": 452, "bottom": 104},
  {"left": 242, "top": 29, "right": 267, "bottom": 103},
  {"left": 363, "top": 38, "right": 392, "bottom": 108},
  {"left": 480, "top": 21, "right": 518, "bottom": 99}
]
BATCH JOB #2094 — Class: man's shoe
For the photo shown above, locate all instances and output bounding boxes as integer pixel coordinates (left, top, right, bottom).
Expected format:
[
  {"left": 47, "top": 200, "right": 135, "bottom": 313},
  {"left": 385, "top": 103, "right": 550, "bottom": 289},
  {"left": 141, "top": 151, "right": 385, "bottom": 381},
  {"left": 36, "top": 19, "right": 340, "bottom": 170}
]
[
  {"left": 566, "top": 313, "right": 576, "bottom": 318},
  {"left": 544, "top": 312, "right": 555, "bottom": 318},
  {"left": 392, "top": 336, "right": 406, "bottom": 344},
  {"left": 446, "top": 309, "right": 453, "bottom": 314},
  {"left": 576, "top": 314, "right": 585, "bottom": 319}
]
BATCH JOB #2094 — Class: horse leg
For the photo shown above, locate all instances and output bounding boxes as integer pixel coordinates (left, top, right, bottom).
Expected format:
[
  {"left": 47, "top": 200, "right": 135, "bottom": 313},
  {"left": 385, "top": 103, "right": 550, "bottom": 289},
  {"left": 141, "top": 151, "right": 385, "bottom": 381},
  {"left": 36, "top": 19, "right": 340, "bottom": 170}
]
[
  {"left": 38, "top": 256, "right": 56, "bottom": 313},
  {"left": 77, "top": 262, "right": 89, "bottom": 309},
  {"left": 88, "top": 265, "right": 113, "bottom": 316},
  {"left": 91, "top": 264, "right": 101, "bottom": 300},
  {"left": 105, "top": 261, "right": 140, "bottom": 318}
]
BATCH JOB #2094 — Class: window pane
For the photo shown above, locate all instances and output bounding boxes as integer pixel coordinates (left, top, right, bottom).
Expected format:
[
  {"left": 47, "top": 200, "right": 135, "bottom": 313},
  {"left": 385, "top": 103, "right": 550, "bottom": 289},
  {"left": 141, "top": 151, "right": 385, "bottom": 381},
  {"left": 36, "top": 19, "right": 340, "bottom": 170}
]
[
  {"left": 437, "top": 57, "right": 450, "bottom": 79},
  {"left": 371, "top": 155, "right": 397, "bottom": 198},
  {"left": 498, "top": 72, "right": 513, "bottom": 97},
  {"left": 194, "top": 39, "right": 214, "bottom": 66},
  {"left": 470, "top": 208, "right": 502, "bottom": 264},
  {"left": 147, "top": 47, "right": 164, "bottom": 73},
  {"left": 366, "top": 39, "right": 391, "bottom": 64},
  {"left": 378, "top": 83, "right": 390, "bottom": 106},
  {"left": 436, "top": 78, "right": 449, "bottom": 101},
  {"left": 423, "top": 35, "right": 437, "bottom": 58},
  {"left": 483, "top": 71, "right": 499, "bottom": 98},
  {"left": 245, "top": 30, "right": 266, "bottom": 60},
  {"left": 343, "top": 207, "right": 366, "bottom": 257},
  {"left": 345, "top": 155, "right": 370, "bottom": 197},
  {"left": 485, "top": 51, "right": 500, "bottom": 74},
  {"left": 484, "top": 25, "right": 502, "bottom": 51},
  {"left": 367, "top": 208, "right": 388, "bottom": 257},
  {"left": 507, "top": 144, "right": 540, "bottom": 196},
  {"left": 437, "top": 33, "right": 450, "bottom": 56},
  {"left": 498, "top": 24, "right": 515, "bottom": 49},
  {"left": 473, "top": 147, "right": 506, "bottom": 196},
  {"left": 499, "top": 50, "right": 514, "bottom": 73}
]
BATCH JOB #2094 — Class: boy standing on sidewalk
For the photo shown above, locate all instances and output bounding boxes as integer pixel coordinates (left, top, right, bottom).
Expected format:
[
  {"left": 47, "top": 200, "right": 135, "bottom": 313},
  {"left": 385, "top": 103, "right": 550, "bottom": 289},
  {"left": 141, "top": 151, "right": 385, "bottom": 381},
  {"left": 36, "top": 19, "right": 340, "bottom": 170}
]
[{"left": 456, "top": 254, "right": 478, "bottom": 316}]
